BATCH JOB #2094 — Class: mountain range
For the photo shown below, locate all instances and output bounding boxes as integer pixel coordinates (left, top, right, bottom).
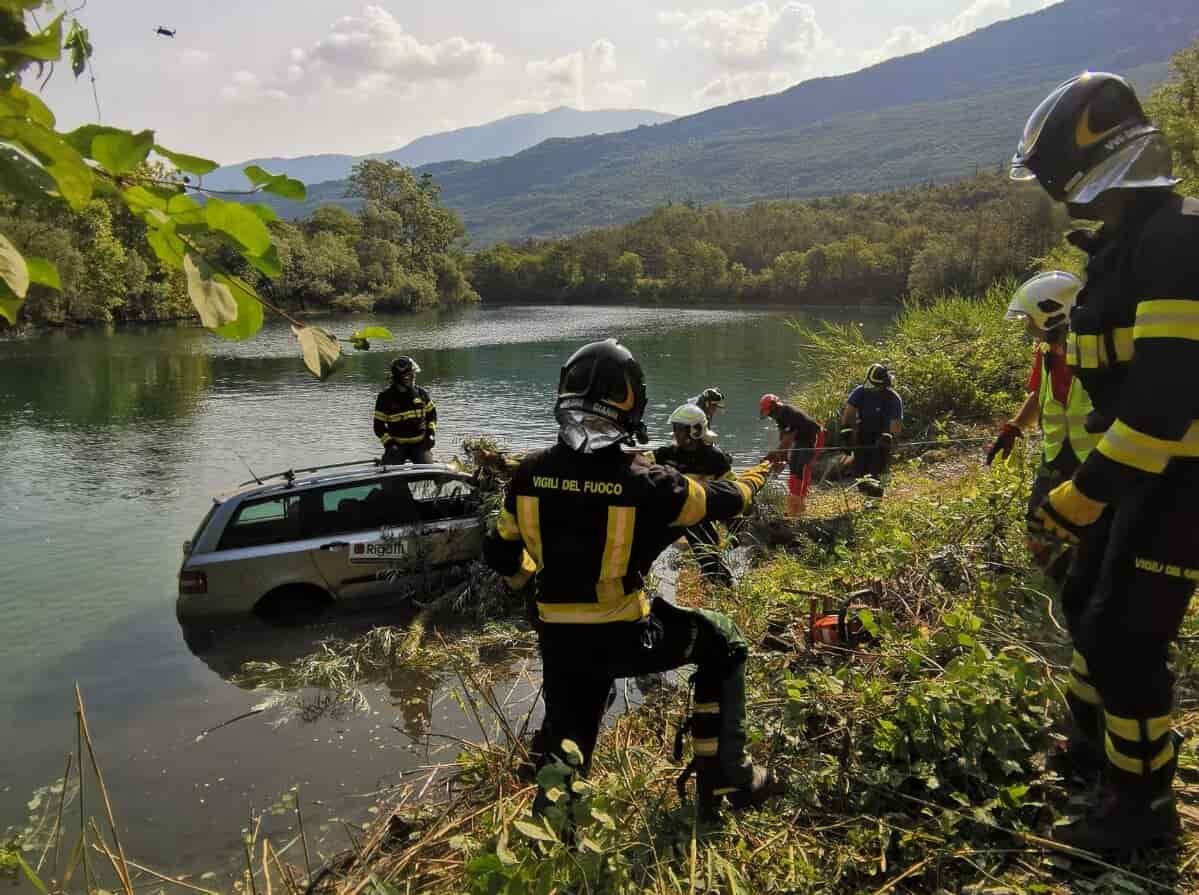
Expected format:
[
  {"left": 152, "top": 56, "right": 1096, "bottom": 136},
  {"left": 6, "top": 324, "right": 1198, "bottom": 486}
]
[
  {"left": 202, "top": 106, "right": 675, "bottom": 190},
  {"left": 244, "top": 0, "right": 1199, "bottom": 245}
]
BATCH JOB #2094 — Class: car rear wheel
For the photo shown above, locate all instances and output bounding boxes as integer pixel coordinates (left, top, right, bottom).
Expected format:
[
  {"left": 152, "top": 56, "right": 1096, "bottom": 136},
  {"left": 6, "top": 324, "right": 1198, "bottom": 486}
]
[{"left": 253, "top": 584, "right": 333, "bottom": 624}]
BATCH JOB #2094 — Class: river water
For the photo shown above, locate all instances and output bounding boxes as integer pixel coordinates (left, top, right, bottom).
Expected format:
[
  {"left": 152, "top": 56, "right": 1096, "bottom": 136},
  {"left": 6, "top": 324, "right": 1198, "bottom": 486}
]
[{"left": 0, "top": 303, "right": 888, "bottom": 880}]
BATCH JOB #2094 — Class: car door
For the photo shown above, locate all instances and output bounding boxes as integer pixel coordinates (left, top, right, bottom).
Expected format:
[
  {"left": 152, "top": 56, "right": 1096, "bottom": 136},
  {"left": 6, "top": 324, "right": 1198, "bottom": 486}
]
[
  {"left": 405, "top": 474, "right": 483, "bottom": 574},
  {"left": 305, "top": 476, "right": 427, "bottom": 602}
]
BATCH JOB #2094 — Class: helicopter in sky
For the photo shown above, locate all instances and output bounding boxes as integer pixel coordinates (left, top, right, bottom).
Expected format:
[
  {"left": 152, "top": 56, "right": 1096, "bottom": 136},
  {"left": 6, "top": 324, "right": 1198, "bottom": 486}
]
[{"left": 154, "top": 26, "right": 176, "bottom": 38}]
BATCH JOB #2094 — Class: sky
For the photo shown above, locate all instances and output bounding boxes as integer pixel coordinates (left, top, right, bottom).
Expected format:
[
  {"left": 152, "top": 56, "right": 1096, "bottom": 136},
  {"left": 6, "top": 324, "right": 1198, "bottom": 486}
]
[{"left": 40, "top": 0, "right": 1059, "bottom": 164}]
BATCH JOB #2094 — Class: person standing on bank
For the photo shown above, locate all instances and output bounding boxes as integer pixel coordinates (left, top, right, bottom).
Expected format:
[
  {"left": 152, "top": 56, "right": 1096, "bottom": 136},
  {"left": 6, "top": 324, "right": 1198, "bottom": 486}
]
[
  {"left": 690, "top": 387, "right": 726, "bottom": 426},
  {"left": 374, "top": 355, "right": 437, "bottom": 464},
  {"left": 840, "top": 364, "right": 903, "bottom": 497},
  {"left": 655, "top": 403, "right": 736, "bottom": 587},
  {"left": 759, "top": 393, "right": 824, "bottom": 518},
  {"left": 483, "top": 339, "right": 781, "bottom": 815},
  {"left": 1012, "top": 70, "right": 1199, "bottom": 851},
  {"left": 986, "top": 272, "right": 1097, "bottom": 584}
]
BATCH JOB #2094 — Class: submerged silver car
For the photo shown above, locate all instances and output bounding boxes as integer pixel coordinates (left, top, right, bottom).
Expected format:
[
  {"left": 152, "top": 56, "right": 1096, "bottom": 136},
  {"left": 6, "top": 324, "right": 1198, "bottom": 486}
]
[{"left": 177, "top": 461, "right": 484, "bottom": 620}]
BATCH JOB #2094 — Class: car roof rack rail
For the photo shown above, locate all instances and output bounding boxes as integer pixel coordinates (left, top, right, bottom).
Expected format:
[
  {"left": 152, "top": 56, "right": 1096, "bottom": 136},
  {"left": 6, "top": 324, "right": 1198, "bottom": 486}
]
[{"left": 238, "top": 457, "right": 385, "bottom": 488}]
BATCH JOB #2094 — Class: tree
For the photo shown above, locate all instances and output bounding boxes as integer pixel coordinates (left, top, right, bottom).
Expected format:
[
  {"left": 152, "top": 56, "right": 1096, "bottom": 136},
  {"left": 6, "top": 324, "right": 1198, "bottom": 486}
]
[
  {"left": 610, "top": 251, "right": 643, "bottom": 296},
  {"left": 1146, "top": 39, "right": 1199, "bottom": 196},
  {"left": 348, "top": 161, "right": 463, "bottom": 269}
]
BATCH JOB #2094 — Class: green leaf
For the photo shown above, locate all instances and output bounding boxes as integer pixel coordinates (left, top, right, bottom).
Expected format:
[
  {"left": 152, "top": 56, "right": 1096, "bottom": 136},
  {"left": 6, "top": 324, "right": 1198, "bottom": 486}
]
[
  {"left": 205, "top": 197, "right": 271, "bottom": 255},
  {"left": 0, "top": 145, "right": 54, "bottom": 200},
  {"left": 154, "top": 144, "right": 218, "bottom": 176},
  {"left": 121, "top": 184, "right": 171, "bottom": 214},
  {"left": 0, "top": 84, "right": 54, "bottom": 127},
  {"left": 0, "top": 120, "right": 92, "bottom": 208},
  {"left": 0, "top": 231, "right": 29, "bottom": 299},
  {"left": 14, "top": 852, "right": 48, "bottom": 895},
  {"left": 0, "top": 13, "right": 63, "bottom": 62},
  {"left": 560, "top": 739, "right": 584, "bottom": 768},
  {"left": 63, "top": 19, "right": 93, "bottom": 78},
  {"left": 166, "top": 193, "right": 200, "bottom": 215},
  {"left": 146, "top": 230, "right": 185, "bottom": 269},
  {"left": 292, "top": 325, "right": 342, "bottom": 380},
  {"left": 247, "top": 203, "right": 279, "bottom": 223},
  {"left": 243, "top": 164, "right": 306, "bottom": 201},
  {"left": 244, "top": 244, "right": 282, "bottom": 278},
  {"left": 352, "top": 325, "right": 393, "bottom": 341},
  {"left": 211, "top": 274, "right": 263, "bottom": 341},
  {"left": 24, "top": 256, "right": 59, "bottom": 290},
  {"left": 512, "top": 819, "right": 557, "bottom": 842},
  {"left": 0, "top": 279, "right": 21, "bottom": 325},
  {"left": 184, "top": 254, "right": 237, "bottom": 329},
  {"left": 91, "top": 128, "right": 154, "bottom": 174}
]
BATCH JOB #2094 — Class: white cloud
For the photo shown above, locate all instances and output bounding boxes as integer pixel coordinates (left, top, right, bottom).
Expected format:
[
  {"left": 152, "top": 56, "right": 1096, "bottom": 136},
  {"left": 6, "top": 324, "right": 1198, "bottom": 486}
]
[
  {"left": 695, "top": 70, "right": 795, "bottom": 103},
  {"left": 225, "top": 6, "right": 502, "bottom": 101},
  {"left": 862, "top": 0, "right": 1034, "bottom": 67},
  {"left": 527, "top": 51, "right": 586, "bottom": 108},
  {"left": 220, "top": 70, "right": 289, "bottom": 103},
  {"left": 658, "top": 1, "right": 829, "bottom": 72},
  {"left": 589, "top": 38, "right": 617, "bottom": 73}
]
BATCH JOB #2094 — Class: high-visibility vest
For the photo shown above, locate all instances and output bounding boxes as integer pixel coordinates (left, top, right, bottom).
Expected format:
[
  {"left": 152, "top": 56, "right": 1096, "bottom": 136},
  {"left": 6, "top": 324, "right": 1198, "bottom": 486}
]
[{"left": 1038, "top": 350, "right": 1098, "bottom": 463}]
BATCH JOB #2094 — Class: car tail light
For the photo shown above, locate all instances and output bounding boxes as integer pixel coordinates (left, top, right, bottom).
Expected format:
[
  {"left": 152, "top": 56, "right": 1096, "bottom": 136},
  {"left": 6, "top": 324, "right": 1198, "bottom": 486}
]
[{"left": 179, "top": 570, "right": 207, "bottom": 595}]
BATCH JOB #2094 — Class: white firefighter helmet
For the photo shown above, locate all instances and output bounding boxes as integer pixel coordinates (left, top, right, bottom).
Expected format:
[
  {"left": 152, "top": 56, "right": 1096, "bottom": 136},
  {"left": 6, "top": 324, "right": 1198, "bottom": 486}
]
[
  {"left": 669, "top": 402, "right": 716, "bottom": 443},
  {"left": 1005, "top": 271, "right": 1083, "bottom": 333}
]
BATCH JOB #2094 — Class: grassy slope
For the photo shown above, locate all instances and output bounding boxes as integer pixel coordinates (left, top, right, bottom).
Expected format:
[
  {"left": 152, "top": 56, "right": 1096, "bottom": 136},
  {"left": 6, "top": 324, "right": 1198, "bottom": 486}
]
[{"left": 314, "top": 291, "right": 1199, "bottom": 895}]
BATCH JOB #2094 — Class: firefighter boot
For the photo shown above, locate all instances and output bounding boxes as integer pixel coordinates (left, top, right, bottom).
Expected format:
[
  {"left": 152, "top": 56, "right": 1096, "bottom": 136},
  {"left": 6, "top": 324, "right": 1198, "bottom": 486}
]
[
  {"left": 1053, "top": 767, "right": 1180, "bottom": 853},
  {"left": 692, "top": 661, "right": 780, "bottom": 816}
]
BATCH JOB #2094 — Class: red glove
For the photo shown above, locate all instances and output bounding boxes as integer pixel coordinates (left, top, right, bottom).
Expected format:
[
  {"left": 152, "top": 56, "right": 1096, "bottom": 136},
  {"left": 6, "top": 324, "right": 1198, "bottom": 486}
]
[{"left": 985, "top": 423, "right": 1022, "bottom": 466}]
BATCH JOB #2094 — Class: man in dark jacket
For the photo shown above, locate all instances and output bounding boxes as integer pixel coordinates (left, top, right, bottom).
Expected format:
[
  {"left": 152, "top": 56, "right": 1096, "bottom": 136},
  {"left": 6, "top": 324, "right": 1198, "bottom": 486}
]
[
  {"left": 1012, "top": 70, "right": 1199, "bottom": 851},
  {"left": 656, "top": 402, "right": 737, "bottom": 587},
  {"left": 484, "top": 339, "right": 781, "bottom": 815},
  {"left": 374, "top": 355, "right": 437, "bottom": 464},
  {"left": 840, "top": 364, "right": 903, "bottom": 497}
]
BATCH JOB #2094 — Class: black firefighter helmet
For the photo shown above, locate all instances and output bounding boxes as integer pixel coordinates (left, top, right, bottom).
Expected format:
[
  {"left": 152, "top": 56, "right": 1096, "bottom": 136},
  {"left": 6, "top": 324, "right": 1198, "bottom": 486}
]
[
  {"left": 390, "top": 355, "right": 420, "bottom": 380},
  {"left": 1010, "top": 71, "right": 1177, "bottom": 205},
  {"left": 555, "top": 338, "right": 648, "bottom": 444}
]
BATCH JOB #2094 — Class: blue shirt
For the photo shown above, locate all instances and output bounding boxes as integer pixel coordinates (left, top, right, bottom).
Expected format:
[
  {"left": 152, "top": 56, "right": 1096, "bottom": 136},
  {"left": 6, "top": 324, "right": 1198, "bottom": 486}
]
[{"left": 847, "top": 386, "right": 902, "bottom": 434}]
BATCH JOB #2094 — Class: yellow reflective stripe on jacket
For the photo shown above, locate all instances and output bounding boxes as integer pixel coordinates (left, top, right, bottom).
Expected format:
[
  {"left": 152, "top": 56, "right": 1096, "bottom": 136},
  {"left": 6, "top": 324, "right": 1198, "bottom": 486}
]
[
  {"left": 373, "top": 410, "right": 388, "bottom": 421},
  {"left": 1096, "top": 419, "right": 1199, "bottom": 474},
  {"left": 1133, "top": 299, "right": 1199, "bottom": 341},
  {"left": 516, "top": 495, "right": 543, "bottom": 565},
  {"left": 672, "top": 478, "right": 708, "bottom": 527},
  {"left": 537, "top": 590, "right": 650, "bottom": 624},
  {"left": 1067, "top": 330, "right": 1134, "bottom": 368},
  {"left": 1068, "top": 673, "right": 1100, "bottom": 706},
  {"left": 692, "top": 702, "right": 719, "bottom": 714},
  {"left": 496, "top": 507, "right": 522, "bottom": 542},
  {"left": 595, "top": 507, "right": 636, "bottom": 604},
  {"left": 387, "top": 433, "right": 430, "bottom": 445},
  {"left": 381, "top": 409, "right": 428, "bottom": 422}
]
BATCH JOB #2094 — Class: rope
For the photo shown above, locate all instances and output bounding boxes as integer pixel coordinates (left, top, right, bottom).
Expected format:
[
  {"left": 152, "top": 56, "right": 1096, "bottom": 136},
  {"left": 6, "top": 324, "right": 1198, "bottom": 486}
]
[{"left": 776, "top": 436, "right": 994, "bottom": 456}]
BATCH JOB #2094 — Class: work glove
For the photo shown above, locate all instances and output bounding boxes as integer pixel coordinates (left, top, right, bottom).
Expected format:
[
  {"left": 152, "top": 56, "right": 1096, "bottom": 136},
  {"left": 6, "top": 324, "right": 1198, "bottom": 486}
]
[
  {"left": 986, "top": 422, "right": 1022, "bottom": 466},
  {"left": 839, "top": 427, "right": 855, "bottom": 447},
  {"left": 1030, "top": 480, "right": 1106, "bottom": 545}
]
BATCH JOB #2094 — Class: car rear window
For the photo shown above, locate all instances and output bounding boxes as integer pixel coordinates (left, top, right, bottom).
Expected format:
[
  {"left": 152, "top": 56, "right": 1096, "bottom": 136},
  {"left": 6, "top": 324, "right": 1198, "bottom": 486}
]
[
  {"left": 309, "top": 475, "right": 477, "bottom": 536},
  {"left": 218, "top": 494, "right": 305, "bottom": 550}
]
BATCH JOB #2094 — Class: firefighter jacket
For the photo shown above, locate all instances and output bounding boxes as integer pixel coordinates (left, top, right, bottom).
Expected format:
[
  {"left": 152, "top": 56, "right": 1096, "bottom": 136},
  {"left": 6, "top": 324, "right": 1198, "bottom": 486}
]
[
  {"left": 1066, "top": 192, "right": 1199, "bottom": 505},
  {"left": 483, "top": 441, "right": 768, "bottom": 625},
  {"left": 653, "top": 443, "right": 734, "bottom": 481},
  {"left": 373, "top": 385, "right": 437, "bottom": 449}
]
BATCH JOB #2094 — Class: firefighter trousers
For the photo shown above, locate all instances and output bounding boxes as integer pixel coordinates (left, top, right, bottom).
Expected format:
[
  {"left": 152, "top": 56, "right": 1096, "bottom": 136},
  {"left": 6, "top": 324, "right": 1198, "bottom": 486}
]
[
  {"left": 1060, "top": 462, "right": 1199, "bottom": 791},
  {"left": 537, "top": 597, "right": 751, "bottom": 781}
]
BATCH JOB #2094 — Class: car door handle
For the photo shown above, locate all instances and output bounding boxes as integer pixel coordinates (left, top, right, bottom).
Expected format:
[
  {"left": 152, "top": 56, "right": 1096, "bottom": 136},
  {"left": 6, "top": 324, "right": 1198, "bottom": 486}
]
[{"left": 319, "top": 541, "right": 349, "bottom": 550}]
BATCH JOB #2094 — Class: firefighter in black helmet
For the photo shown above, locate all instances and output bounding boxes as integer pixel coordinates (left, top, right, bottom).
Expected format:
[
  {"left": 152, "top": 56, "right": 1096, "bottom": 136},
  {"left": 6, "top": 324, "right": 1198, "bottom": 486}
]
[
  {"left": 483, "top": 338, "right": 782, "bottom": 815},
  {"left": 1012, "top": 71, "right": 1199, "bottom": 852},
  {"left": 374, "top": 356, "right": 437, "bottom": 464}
]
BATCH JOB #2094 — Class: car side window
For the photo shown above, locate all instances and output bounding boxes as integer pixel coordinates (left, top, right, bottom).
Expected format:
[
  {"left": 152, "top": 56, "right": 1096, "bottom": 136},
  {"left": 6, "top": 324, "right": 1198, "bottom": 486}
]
[
  {"left": 218, "top": 494, "right": 304, "bottom": 550},
  {"left": 408, "top": 476, "right": 476, "bottom": 522},
  {"left": 310, "top": 478, "right": 422, "bottom": 536}
]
